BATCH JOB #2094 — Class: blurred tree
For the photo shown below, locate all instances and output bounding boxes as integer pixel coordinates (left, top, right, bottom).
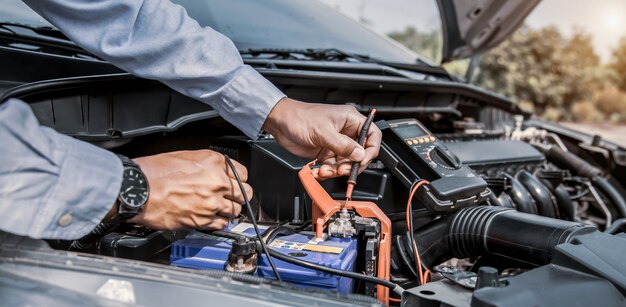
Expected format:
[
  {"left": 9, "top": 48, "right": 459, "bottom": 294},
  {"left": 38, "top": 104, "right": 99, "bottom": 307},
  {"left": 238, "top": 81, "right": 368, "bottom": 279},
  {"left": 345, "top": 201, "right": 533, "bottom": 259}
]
[
  {"left": 611, "top": 38, "right": 626, "bottom": 92},
  {"left": 388, "top": 26, "right": 441, "bottom": 63},
  {"left": 475, "top": 26, "right": 603, "bottom": 119},
  {"left": 388, "top": 25, "right": 621, "bottom": 122}
]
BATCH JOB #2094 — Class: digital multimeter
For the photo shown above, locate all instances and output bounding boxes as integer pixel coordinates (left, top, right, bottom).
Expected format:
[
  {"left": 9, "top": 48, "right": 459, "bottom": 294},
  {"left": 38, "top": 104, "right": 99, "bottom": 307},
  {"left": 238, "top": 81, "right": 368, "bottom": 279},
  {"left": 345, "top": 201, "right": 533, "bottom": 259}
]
[{"left": 377, "top": 119, "right": 489, "bottom": 213}]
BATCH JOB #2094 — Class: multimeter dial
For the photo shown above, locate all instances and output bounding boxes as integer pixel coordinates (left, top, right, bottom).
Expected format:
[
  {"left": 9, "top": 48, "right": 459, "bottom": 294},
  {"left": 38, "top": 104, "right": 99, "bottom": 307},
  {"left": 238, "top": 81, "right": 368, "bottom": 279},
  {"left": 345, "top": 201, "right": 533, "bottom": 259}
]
[{"left": 428, "top": 147, "right": 461, "bottom": 170}]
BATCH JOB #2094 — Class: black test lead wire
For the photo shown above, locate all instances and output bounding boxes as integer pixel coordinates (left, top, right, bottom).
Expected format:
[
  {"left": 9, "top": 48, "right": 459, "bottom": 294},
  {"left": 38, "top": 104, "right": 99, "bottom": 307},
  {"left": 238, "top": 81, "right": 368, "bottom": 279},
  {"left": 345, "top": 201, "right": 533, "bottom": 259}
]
[{"left": 224, "top": 155, "right": 282, "bottom": 282}]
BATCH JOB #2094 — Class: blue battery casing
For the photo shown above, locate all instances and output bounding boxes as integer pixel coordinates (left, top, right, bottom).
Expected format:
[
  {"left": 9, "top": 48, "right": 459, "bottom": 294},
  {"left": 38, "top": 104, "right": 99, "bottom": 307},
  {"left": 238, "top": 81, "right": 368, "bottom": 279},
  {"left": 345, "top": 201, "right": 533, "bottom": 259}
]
[{"left": 170, "top": 224, "right": 358, "bottom": 294}]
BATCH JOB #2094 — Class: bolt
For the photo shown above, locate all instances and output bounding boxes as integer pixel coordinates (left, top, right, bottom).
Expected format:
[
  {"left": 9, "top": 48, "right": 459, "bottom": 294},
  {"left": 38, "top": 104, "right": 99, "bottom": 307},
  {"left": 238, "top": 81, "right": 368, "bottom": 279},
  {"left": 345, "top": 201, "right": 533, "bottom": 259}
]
[{"left": 435, "top": 265, "right": 458, "bottom": 273}]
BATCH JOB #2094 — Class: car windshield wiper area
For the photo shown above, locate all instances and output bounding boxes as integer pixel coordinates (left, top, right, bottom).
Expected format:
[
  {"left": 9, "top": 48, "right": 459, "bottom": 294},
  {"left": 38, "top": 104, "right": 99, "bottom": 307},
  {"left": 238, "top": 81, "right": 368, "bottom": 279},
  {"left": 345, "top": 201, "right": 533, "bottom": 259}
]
[
  {"left": 0, "top": 21, "right": 96, "bottom": 59},
  {"left": 241, "top": 48, "right": 452, "bottom": 80},
  {"left": 240, "top": 48, "right": 373, "bottom": 62},
  {"left": 0, "top": 22, "right": 69, "bottom": 41}
]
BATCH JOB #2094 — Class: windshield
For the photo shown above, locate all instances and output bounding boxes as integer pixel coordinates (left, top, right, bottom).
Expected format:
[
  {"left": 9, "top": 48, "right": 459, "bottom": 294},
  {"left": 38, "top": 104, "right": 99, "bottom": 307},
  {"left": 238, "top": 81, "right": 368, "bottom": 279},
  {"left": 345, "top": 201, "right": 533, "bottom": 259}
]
[
  {"left": 0, "top": 1, "right": 52, "bottom": 28},
  {"left": 171, "top": 0, "right": 417, "bottom": 63},
  {"left": 0, "top": 0, "right": 418, "bottom": 63}
]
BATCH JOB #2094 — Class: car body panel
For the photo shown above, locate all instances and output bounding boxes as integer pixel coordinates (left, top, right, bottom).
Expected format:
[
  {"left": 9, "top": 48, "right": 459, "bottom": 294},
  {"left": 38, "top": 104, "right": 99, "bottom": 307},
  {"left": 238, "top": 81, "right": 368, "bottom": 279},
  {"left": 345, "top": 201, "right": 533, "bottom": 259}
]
[{"left": 437, "top": 0, "right": 540, "bottom": 62}]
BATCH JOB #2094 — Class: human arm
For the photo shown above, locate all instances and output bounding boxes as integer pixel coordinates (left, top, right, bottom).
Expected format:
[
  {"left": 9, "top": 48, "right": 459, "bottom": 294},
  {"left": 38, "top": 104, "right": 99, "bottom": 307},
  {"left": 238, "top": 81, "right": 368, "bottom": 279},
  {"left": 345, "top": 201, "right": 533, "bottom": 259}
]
[
  {"left": 0, "top": 99, "right": 252, "bottom": 239},
  {"left": 0, "top": 99, "right": 122, "bottom": 239},
  {"left": 21, "top": 0, "right": 381, "bottom": 178},
  {"left": 21, "top": 0, "right": 284, "bottom": 139}
]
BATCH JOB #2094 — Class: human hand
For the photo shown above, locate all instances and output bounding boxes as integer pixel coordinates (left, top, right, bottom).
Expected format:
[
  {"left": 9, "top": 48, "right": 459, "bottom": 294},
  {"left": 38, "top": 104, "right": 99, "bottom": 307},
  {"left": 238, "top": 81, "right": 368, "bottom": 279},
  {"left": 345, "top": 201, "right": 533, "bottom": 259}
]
[
  {"left": 126, "top": 150, "right": 252, "bottom": 230},
  {"left": 262, "top": 98, "right": 382, "bottom": 180}
]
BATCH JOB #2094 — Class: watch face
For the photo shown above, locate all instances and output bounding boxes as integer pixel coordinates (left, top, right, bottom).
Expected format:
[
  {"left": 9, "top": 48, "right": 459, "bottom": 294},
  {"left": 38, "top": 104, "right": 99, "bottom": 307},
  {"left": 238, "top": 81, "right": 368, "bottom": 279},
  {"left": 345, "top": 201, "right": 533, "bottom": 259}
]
[{"left": 119, "top": 168, "right": 149, "bottom": 208}]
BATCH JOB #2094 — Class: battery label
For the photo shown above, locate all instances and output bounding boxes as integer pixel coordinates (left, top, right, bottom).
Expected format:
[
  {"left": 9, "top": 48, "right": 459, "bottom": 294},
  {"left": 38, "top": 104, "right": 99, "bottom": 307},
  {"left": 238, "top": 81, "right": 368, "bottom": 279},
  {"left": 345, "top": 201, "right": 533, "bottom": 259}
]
[
  {"left": 269, "top": 239, "right": 344, "bottom": 254},
  {"left": 303, "top": 244, "right": 344, "bottom": 254},
  {"left": 268, "top": 239, "right": 307, "bottom": 250},
  {"left": 230, "top": 222, "right": 269, "bottom": 235}
]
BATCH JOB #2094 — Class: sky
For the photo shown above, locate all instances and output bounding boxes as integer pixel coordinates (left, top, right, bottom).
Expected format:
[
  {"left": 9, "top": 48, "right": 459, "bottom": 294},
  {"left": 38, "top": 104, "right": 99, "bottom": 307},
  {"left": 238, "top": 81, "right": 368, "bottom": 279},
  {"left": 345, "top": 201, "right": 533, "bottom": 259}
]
[{"left": 319, "top": 0, "right": 626, "bottom": 63}]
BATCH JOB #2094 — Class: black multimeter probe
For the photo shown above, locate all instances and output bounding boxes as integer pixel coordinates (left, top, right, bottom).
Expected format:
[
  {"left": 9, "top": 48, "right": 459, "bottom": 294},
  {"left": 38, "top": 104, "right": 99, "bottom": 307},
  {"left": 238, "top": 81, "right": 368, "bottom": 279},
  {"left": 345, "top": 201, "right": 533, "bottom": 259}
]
[{"left": 345, "top": 109, "right": 376, "bottom": 202}]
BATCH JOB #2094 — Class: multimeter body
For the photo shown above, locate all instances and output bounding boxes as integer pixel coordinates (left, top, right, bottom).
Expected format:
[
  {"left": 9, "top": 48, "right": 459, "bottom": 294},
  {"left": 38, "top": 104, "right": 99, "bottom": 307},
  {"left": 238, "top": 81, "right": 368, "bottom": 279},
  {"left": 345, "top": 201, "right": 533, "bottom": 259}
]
[{"left": 377, "top": 119, "right": 489, "bottom": 213}]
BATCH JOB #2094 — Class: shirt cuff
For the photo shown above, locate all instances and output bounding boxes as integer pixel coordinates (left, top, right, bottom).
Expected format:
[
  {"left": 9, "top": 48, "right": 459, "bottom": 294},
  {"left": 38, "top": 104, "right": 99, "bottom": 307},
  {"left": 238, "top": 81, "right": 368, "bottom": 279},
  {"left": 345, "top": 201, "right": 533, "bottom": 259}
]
[
  {"left": 201, "top": 65, "right": 286, "bottom": 139},
  {"left": 37, "top": 131, "right": 123, "bottom": 240}
]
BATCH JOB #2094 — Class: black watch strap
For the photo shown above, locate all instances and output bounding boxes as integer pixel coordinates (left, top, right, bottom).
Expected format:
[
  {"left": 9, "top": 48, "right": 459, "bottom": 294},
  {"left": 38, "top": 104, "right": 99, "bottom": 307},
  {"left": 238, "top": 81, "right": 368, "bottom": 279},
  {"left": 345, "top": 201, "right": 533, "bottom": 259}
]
[{"left": 117, "top": 154, "right": 138, "bottom": 168}]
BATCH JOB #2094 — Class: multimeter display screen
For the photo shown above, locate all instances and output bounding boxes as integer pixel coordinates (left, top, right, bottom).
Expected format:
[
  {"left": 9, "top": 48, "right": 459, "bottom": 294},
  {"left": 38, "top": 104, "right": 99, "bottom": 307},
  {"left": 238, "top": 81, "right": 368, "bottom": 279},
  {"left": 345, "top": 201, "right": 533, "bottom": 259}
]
[{"left": 393, "top": 124, "right": 429, "bottom": 139}]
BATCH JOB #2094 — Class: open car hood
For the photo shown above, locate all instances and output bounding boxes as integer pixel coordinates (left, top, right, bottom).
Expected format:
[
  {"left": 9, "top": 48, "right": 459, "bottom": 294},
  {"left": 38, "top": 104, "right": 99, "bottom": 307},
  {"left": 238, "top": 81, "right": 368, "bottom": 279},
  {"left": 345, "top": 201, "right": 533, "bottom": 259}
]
[{"left": 437, "top": 0, "right": 540, "bottom": 62}]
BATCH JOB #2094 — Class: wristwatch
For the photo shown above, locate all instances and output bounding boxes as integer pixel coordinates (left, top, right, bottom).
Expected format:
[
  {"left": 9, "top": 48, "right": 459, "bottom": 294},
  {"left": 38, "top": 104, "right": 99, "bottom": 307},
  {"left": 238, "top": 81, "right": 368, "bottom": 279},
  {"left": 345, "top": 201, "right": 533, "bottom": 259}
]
[{"left": 114, "top": 154, "right": 150, "bottom": 220}]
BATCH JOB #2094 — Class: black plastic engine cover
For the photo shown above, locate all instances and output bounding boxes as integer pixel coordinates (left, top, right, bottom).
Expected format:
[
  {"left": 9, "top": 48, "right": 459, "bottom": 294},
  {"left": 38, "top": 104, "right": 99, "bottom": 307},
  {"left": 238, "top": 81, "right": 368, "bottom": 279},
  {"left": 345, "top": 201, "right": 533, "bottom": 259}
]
[
  {"left": 401, "top": 265, "right": 625, "bottom": 307},
  {"left": 445, "top": 140, "right": 545, "bottom": 167},
  {"left": 246, "top": 140, "right": 409, "bottom": 222},
  {"left": 471, "top": 264, "right": 625, "bottom": 307}
]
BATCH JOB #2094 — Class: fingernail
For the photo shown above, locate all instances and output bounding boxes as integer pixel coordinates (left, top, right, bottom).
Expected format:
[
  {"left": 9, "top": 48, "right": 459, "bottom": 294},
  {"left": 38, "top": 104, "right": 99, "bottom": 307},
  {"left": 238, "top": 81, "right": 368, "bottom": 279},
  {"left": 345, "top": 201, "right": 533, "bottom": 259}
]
[
  {"left": 311, "top": 168, "right": 319, "bottom": 177},
  {"left": 350, "top": 147, "right": 365, "bottom": 161}
]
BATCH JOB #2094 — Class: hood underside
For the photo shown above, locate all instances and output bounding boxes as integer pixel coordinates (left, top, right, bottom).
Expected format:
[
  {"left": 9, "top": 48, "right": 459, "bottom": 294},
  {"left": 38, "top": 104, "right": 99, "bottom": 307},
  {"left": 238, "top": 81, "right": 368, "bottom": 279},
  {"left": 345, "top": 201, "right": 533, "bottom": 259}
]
[{"left": 437, "top": 0, "right": 540, "bottom": 62}]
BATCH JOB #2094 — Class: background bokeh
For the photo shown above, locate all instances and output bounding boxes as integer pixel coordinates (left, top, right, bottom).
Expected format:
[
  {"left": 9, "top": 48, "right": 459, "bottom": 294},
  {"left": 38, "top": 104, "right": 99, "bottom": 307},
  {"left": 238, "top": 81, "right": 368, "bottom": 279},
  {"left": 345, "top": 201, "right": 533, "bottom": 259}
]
[{"left": 320, "top": 0, "right": 626, "bottom": 125}]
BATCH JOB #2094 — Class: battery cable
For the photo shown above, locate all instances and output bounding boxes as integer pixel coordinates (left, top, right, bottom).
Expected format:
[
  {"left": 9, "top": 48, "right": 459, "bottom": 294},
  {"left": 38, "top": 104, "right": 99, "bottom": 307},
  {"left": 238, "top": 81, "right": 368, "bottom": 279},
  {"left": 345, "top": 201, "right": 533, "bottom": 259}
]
[
  {"left": 224, "top": 154, "right": 406, "bottom": 297},
  {"left": 224, "top": 155, "right": 282, "bottom": 282}
]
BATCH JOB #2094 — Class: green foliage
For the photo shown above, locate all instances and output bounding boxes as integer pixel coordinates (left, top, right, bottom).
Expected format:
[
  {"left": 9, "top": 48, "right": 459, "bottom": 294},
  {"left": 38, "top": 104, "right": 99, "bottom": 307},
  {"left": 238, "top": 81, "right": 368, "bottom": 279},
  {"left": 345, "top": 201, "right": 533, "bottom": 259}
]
[
  {"left": 611, "top": 38, "right": 626, "bottom": 92},
  {"left": 387, "top": 25, "right": 626, "bottom": 123},
  {"left": 591, "top": 88, "right": 626, "bottom": 123},
  {"left": 572, "top": 101, "right": 604, "bottom": 123},
  {"left": 474, "top": 26, "right": 603, "bottom": 119},
  {"left": 388, "top": 26, "right": 442, "bottom": 63},
  {"left": 594, "top": 87, "right": 626, "bottom": 115},
  {"left": 442, "top": 59, "right": 470, "bottom": 77}
]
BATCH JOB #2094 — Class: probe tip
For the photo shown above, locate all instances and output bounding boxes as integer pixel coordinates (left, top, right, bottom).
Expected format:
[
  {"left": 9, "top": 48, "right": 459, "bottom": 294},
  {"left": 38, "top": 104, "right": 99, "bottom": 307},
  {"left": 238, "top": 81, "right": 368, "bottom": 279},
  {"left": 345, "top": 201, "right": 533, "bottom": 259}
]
[{"left": 345, "top": 183, "right": 355, "bottom": 201}]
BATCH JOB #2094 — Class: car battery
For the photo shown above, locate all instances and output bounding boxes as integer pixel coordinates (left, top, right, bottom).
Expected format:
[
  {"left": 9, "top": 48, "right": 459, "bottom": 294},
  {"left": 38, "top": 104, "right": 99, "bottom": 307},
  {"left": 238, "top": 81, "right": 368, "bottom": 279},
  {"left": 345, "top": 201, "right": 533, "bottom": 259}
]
[{"left": 170, "top": 223, "right": 358, "bottom": 294}]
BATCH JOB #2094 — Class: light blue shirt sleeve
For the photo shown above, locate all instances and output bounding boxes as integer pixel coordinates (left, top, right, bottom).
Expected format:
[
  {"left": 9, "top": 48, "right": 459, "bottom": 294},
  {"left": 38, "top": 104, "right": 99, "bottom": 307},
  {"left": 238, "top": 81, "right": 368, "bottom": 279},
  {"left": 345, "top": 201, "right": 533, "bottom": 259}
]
[
  {"left": 21, "top": 0, "right": 286, "bottom": 139},
  {"left": 0, "top": 99, "right": 123, "bottom": 239}
]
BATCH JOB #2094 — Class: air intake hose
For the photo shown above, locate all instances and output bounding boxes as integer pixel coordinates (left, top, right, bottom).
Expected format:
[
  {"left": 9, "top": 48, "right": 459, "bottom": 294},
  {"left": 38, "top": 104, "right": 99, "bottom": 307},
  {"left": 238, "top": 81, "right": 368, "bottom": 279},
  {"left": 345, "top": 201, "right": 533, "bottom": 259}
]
[
  {"left": 545, "top": 146, "right": 602, "bottom": 178},
  {"left": 544, "top": 146, "right": 626, "bottom": 219},
  {"left": 414, "top": 206, "right": 596, "bottom": 268}
]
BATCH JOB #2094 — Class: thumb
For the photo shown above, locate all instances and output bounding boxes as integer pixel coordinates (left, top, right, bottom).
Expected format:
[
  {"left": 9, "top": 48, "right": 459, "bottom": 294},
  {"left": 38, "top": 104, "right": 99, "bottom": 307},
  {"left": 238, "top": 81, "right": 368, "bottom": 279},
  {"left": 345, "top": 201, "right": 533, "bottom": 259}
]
[{"left": 319, "top": 131, "right": 365, "bottom": 162}]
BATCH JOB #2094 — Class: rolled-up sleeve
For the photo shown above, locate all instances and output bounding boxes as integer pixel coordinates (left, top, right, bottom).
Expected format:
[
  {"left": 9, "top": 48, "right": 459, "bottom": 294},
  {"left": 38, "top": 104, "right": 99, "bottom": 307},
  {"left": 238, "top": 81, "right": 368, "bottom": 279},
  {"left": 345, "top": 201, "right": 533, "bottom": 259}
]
[
  {"left": 0, "top": 99, "right": 123, "bottom": 239},
  {"left": 22, "top": 0, "right": 286, "bottom": 139}
]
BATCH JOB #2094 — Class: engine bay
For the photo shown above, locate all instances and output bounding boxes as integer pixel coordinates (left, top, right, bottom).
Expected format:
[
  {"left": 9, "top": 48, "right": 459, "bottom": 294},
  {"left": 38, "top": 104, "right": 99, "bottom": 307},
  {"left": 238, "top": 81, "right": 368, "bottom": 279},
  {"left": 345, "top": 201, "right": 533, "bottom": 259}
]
[{"left": 7, "top": 73, "right": 626, "bottom": 306}]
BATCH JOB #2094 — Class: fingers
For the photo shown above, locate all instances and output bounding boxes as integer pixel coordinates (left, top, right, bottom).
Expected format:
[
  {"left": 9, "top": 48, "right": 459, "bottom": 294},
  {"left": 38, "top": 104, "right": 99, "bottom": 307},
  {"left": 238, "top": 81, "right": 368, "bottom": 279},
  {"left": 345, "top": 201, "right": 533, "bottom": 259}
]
[
  {"left": 313, "top": 106, "right": 382, "bottom": 179},
  {"left": 318, "top": 131, "right": 365, "bottom": 161},
  {"left": 218, "top": 199, "right": 243, "bottom": 218},
  {"left": 317, "top": 107, "right": 367, "bottom": 161},
  {"left": 224, "top": 178, "right": 254, "bottom": 203},
  {"left": 189, "top": 215, "right": 230, "bottom": 230},
  {"left": 179, "top": 150, "right": 249, "bottom": 182},
  {"left": 206, "top": 216, "right": 229, "bottom": 230},
  {"left": 312, "top": 157, "right": 353, "bottom": 180},
  {"left": 133, "top": 149, "right": 254, "bottom": 232},
  {"left": 224, "top": 158, "right": 249, "bottom": 182},
  {"left": 219, "top": 177, "right": 251, "bottom": 217},
  {"left": 318, "top": 157, "right": 338, "bottom": 178},
  {"left": 318, "top": 106, "right": 382, "bottom": 164}
]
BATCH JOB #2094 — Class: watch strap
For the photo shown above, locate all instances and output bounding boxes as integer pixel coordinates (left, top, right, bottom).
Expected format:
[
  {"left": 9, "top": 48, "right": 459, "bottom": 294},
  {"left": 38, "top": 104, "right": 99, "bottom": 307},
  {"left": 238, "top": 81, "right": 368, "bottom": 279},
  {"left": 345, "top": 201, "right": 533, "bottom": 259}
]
[{"left": 117, "top": 154, "right": 139, "bottom": 168}]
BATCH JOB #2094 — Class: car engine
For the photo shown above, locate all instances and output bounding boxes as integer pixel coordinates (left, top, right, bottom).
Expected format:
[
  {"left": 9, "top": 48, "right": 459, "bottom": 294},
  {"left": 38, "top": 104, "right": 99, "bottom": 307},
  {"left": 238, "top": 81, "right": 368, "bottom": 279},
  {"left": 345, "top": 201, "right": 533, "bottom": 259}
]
[{"left": 6, "top": 73, "right": 626, "bottom": 306}]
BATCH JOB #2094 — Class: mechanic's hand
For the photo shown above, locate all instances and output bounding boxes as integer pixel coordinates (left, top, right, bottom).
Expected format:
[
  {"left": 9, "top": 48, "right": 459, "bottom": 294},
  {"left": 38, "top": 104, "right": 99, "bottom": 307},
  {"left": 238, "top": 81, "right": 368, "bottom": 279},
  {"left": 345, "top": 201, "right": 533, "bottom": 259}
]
[
  {"left": 262, "top": 98, "right": 382, "bottom": 180},
  {"left": 126, "top": 150, "right": 252, "bottom": 230}
]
